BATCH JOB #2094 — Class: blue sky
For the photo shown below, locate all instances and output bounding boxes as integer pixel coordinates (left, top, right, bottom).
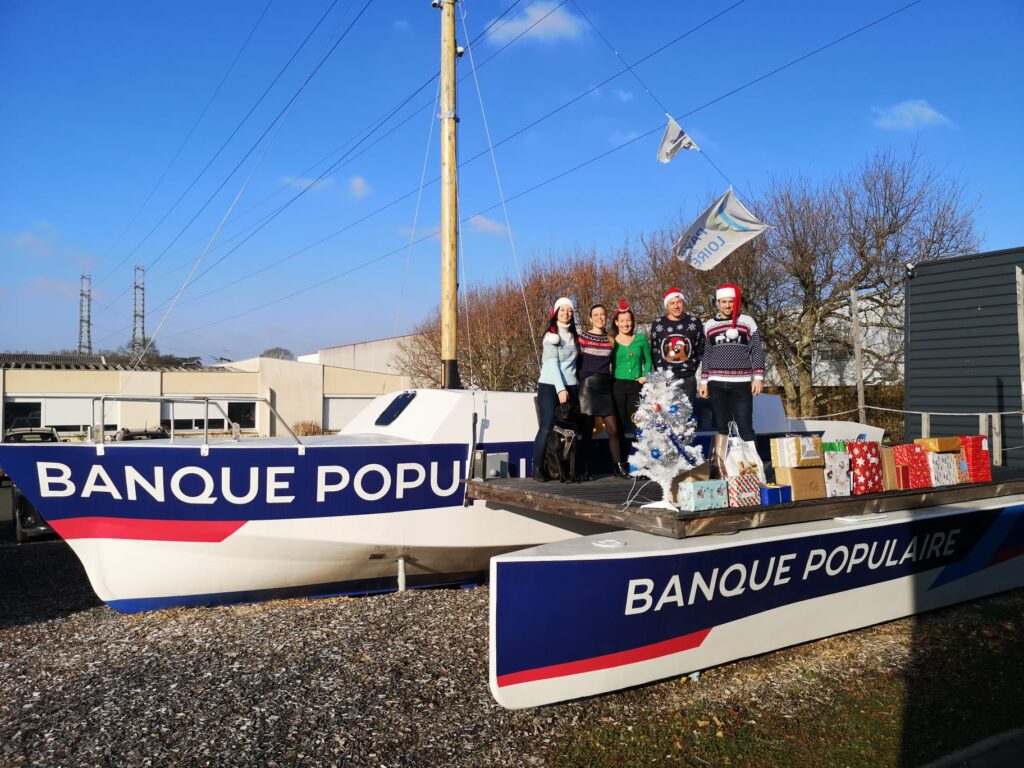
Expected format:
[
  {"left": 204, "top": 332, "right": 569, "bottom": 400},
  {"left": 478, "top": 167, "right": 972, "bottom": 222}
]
[{"left": 2, "top": 0, "right": 1021, "bottom": 361}]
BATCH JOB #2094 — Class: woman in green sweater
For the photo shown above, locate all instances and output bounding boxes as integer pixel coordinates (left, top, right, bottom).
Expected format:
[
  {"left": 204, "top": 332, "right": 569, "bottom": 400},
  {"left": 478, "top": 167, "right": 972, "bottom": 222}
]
[{"left": 611, "top": 298, "right": 651, "bottom": 477}]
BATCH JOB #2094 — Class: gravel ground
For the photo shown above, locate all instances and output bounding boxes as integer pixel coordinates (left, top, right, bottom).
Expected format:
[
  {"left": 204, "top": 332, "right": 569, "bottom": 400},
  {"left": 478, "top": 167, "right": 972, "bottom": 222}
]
[{"left": 2, "top": 541, "right": 1022, "bottom": 767}]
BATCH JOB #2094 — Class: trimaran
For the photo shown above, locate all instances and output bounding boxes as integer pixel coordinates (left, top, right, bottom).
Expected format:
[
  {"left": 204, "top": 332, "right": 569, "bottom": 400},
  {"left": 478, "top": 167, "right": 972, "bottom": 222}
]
[{"left": 2, "top": 4, "right": 1021, "bottom": 709}]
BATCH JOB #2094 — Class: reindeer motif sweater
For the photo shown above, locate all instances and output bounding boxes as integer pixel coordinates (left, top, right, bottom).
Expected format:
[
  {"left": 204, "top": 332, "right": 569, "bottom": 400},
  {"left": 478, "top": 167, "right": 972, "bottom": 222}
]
[{"left": 700, "top": 313, "right": 766, "bottom": 383}]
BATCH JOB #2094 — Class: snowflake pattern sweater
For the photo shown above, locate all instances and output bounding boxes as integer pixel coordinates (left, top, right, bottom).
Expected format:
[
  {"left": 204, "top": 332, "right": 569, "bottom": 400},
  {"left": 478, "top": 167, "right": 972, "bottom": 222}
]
[
  {"left": 649, "top": 313, "right": 705, "bottom": 379},
  {"left": 700, "top": 313, "right": 765, "bottom": 382},
  {"left": 577, "top": 330, "right": 614, "bottom": 379}
]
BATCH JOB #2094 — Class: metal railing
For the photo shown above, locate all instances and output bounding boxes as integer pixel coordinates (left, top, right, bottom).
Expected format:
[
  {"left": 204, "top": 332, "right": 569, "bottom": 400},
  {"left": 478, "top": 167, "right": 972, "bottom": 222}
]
[
  {"left": 791, "top": 404, "right": 1023, "bottom": 467},
  {"left": 87, "top": 395, "right": 301, "bottom": 448}
]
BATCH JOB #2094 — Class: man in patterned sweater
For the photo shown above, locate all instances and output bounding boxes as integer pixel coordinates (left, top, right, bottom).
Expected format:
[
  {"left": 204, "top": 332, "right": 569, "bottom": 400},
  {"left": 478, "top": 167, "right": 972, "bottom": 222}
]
[
  {"left": 649, "top": 288, "right": 706, "bottom": 408},
  {"left": 698, "top": 283, "right": 765, "bottom": 442}
]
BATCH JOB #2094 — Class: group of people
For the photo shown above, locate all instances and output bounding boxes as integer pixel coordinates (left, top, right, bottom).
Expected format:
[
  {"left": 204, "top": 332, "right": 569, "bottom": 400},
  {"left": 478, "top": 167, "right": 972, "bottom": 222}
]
[{"left": 531, "top": 283, "right": 766, "bottom": 482}]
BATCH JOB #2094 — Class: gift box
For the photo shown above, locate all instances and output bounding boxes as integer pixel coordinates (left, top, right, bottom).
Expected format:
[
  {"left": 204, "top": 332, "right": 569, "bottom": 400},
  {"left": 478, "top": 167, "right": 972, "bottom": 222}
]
[
  {"left": 676, "top": 479, "right": 729, "bottom": 511},
  {"left": 821, "top": 441, "right": 848, "bottom": 453},
  {"left": 914, "top": 436, "right": 962, "bottom": 453},
  {"left": 880, "top": 446, "right": 900, "bottom": 491},
  {"left": 955, "top": 448, "right": 971, "bottom": 484},
  {"left": 823, "top": 450, "right": 851, "bottom": 497},
  {"left": 891, "top": 443, "right": 932, "bottom": 489},
  {"left": 846, "top": 441, "right": 883, "bottom": 495},
  {"left": 727, "top": 474, "right": 762, "bottom": 508},
  {"left": 958, "top": 435, "right": 992, "bottom": 482},
  {"left": 770, "top": 436, "right": 824, "bottom": 468},
  {"left": 927, "top": 452, "right": 958, "bottom": 487},
  {"left": 774, "top": 467, "right": 826, "bottom": 501},
  {"left": 895, "top": 464, "right": 911, "bottom": 489},
  {"left": 759, "top": 484, "right": 793, "bottom": 505}
]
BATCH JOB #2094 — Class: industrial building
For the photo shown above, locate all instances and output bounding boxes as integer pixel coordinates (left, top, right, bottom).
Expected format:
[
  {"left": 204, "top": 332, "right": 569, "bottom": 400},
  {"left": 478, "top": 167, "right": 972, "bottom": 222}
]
[{"left": 0, "top": 353, "right": 407, "bottom": 438}]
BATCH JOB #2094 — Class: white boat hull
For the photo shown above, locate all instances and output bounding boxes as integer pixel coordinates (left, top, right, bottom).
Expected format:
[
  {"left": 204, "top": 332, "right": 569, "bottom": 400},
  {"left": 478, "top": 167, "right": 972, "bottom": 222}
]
[{"left": 489, "top": 496, "right": 1024, "bottom": 708}]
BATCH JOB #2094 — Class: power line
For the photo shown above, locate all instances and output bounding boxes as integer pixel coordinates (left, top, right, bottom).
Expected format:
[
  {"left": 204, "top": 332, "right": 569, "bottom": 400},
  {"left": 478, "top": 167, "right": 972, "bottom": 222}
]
[
  {"left": 92, "top": 0, "right": 275, "bottom": 281},
  {"left": 156, "top": 0, "right": 931, "bottom": 340},
  {"left": 145, "top": 0, "right": 747, "bottom": 314}
]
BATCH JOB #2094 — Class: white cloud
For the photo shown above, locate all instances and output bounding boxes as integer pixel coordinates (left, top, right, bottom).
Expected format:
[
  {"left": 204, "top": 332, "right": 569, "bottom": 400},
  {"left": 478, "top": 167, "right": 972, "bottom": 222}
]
[
  {"left": 281, "top": 175, "right": 333, "bottom": 191},
  {"left": 22, "top": 276, "right": 77, "bottom": 300},
  {"left": 487, "top": 2, "right": 585, "bottom": 44},
  {"left": 8, "top": 230, "right": 54, "bottom": 260},
  {"left": 614, "top": 89, "right": 634, "bottom": 103},
  {"left": 469, "top": 215, "right": 507, "bottom": 236},
  {"left": 349, "top": 176, "right": 371, "bottom": 199},
  {"left": 871, "top": 99, "right": 952, "bottom": 130}
]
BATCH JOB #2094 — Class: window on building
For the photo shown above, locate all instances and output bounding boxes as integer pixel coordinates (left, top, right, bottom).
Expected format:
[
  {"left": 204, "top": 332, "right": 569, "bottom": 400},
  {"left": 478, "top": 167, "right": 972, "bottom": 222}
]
[
  {"left": 4, "top": 401, "right": 42, "bottom": 431},
  {"left": 228, "top": 402, "right": 256, "bottom": 429}
]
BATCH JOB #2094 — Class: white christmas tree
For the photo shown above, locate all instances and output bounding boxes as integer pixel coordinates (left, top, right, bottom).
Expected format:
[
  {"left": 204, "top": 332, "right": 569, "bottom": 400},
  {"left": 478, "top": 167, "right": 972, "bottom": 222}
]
[{"left": 629, "top": 369, "right": 704, "bottom": 509}]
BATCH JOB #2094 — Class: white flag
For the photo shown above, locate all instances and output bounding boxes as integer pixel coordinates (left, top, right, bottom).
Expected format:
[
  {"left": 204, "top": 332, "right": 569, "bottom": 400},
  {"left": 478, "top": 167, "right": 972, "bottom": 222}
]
[
  {"left": 673, "top": 188, "right": 768, "bottom": 270},
  {"left": 657, "top": 115, "right": 699, "bottom": 163}
]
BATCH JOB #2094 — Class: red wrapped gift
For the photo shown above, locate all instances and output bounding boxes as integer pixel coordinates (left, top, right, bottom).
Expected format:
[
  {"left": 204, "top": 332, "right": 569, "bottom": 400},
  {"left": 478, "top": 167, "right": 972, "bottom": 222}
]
[
  {"left": 958, "top": 435, "right": 992, "bottom": 482},
  {"left": 895, "top": 465, "right": 911, "bottom": 489},
  {"left": 846, "top": 441, "right": 883, "bottom": 495},
  {"left": 891, "top": 443, "right": 932, "bottom": 489}
]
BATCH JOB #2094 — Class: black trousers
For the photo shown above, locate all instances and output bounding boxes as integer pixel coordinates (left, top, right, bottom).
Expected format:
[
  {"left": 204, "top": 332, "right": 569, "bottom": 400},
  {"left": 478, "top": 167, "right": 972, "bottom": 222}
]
[
  {"left": 613, "top": 378, "right": 642, "bottom": 452},
  {"left": 708, "top": 379, "right": 755, "bottom": 441}
]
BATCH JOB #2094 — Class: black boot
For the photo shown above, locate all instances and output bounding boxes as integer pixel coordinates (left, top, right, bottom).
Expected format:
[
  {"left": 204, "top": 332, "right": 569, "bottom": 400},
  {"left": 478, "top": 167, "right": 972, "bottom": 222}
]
[{"left": 532, "top": 467, "right": 548, "bottom": 482}]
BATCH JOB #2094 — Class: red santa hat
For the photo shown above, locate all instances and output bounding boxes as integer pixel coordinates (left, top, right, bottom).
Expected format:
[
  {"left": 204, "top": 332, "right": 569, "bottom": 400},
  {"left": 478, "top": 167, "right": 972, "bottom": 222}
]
[
  {"left": 716, "top": 283, "right": 742, "bottom": 334},
  {"left": 662, "top": 288, "right": 685, "bottom": 307}
]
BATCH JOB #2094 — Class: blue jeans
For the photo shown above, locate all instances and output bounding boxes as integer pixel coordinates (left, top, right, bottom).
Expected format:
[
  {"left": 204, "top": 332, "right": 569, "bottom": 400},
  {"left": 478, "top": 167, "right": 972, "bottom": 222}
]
[
  {"left": 532, "top": 383, "right": 578, "bottom": 473},
  {"left": 708, "top": 380, "right": 755, "bottom": 441}
]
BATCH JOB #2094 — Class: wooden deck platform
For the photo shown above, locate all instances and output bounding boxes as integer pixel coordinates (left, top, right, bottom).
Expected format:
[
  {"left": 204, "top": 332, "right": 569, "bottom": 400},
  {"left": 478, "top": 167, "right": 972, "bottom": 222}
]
[{"left": 465, "top": 468, "right": 1024, "bottom": 538}]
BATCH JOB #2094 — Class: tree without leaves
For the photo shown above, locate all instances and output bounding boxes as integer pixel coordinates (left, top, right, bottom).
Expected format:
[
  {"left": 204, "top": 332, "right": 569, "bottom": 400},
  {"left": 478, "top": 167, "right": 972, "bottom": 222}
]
[{"left": 397, "top": 149, "right": 978, "bottom": 418}]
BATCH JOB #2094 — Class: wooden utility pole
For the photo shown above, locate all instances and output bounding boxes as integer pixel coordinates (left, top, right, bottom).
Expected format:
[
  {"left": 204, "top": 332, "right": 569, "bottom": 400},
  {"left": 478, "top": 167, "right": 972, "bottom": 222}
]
[
  {"left": 850, "top": 288, "right": 866, "bottom": 425},
  {"left": 438, "top": 0, "right": 461, "bottom": 389}
]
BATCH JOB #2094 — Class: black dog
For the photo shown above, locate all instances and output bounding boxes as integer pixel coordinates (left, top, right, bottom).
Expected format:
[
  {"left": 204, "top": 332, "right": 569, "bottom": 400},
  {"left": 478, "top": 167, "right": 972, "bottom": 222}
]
[{"left": 544, "top": 401, "right": 580, "bottom": 483}]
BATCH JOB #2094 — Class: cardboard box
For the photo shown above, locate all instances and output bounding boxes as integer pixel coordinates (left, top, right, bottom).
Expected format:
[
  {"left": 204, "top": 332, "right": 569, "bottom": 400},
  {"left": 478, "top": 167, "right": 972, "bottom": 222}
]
[
  {"left": 727, "top": 474, "right": 762, "bottom": 507},
  {"left": 823, "top": 451, "right": 851, "bottom": 497},
  {"left": 770, "top": 436, "right": 825, "bottom": 468},
  {"left": 774, "top": 467, "right": 826, "bottom": 501},
  {"left": 914, "top": 437, "right": 962, "bottom": 453},
  {"left": 759, "top": 484, "right": 793, "bottom": 505},
  {"left": 881, "top": 446, "right": 900, "bottom": 491},
  {"left": 676, "top": 479, "right": 729, "bottom": 511},
  {"left": 955, "top": 448, "right": 971, "bottom": 484}
]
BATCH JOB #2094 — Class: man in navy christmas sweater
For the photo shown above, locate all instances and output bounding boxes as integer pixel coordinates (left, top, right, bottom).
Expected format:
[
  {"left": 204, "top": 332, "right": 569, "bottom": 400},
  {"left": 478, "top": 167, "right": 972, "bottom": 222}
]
[
  {"left": 649, "top": 288, "right": 706, "bottom": 408},
  {"left": 697, "top": 283, "right": 765, "bottom": 441}
]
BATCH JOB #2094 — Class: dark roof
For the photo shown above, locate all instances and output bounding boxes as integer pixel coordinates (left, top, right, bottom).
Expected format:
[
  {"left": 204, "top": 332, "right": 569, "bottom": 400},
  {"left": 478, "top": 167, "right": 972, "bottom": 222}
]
[{"left": 0, "top": 353, "right": 209, "bottom": 372}]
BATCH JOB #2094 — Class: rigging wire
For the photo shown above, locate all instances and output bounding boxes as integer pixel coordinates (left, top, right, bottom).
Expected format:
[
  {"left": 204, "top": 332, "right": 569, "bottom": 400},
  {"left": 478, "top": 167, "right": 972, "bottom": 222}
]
[
  {"left": 568, "top": 0, "right": 751, "bottom": 198},
  {"left": 138, "top": 0, "right": 554, "bottom": 317},
  {"left": 394, "top": 79, "right": 442, "bottom": 338},
  {"left": 458, "top": 2, "right": 538, "bottom": 360},
  {"left": 153, "top": 0, "right": 937, "bottom": 348},
  {"left": 96, "top": 0, "right": 350, "bottom": 289},
  {"left": 139, "top": 0, "right": 720, "bottom": 321},
  {"left": 92, "top": 0, "right": 275, "bottom": 279}
]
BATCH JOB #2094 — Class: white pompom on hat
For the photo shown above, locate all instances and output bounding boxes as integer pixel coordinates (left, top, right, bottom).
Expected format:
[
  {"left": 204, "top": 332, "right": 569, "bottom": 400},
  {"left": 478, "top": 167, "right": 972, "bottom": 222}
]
[
  {"left": 662, "top": 288, "right": 685, "bottom": 307},
  {"left": 551, "top": 296, "right": 574, "bottom": 314}
]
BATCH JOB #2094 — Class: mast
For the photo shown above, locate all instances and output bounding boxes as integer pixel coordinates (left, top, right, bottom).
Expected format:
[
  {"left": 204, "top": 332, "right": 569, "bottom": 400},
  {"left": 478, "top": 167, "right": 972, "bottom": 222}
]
[{"left": 437, "top": 0, "right": 461, "bottom": 389}]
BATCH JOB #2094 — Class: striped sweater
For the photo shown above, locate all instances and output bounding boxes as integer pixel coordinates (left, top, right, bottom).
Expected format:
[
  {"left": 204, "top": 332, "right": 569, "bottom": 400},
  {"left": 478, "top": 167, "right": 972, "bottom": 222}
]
[{"left": 700, "top": 314, "right": 766, "bottom": 383}]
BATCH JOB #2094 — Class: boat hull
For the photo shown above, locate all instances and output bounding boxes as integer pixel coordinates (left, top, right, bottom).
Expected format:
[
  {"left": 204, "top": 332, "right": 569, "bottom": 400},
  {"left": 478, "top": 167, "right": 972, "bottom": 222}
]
[{"left": 489, "top": 496, "right": 1024, "bottom": 708}]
